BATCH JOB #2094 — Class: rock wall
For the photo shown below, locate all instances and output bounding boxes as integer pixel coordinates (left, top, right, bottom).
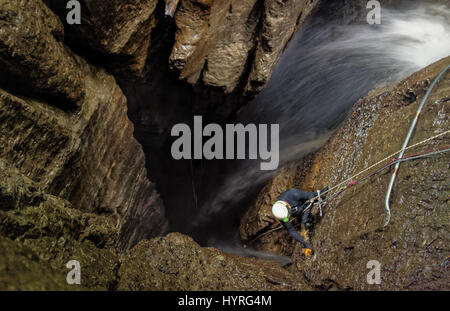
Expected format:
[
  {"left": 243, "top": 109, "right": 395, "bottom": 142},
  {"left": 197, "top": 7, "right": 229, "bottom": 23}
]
[
  {"left": 0, "top": 0, "right": 168, "bottom": 251},
  {"left": 170, "top": 0, "right": 319, "bottom": 97},
  {"left": 44, "top": 0, "right": 319, "bottom": 100},
  {"left": 118, "top": 232, "right": 310, "bottom": 290},
  {"left": 0, "top": 0, "right": 320, "bottom": 290},
  {"left": 240, "top": 57, "right": 450, "bottom": 290}
]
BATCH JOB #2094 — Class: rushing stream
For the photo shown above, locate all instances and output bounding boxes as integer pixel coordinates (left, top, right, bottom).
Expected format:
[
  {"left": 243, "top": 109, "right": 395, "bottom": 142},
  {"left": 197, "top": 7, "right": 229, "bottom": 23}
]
[{"left": 185, "top": 0, "right": 450, "bottom": 260}]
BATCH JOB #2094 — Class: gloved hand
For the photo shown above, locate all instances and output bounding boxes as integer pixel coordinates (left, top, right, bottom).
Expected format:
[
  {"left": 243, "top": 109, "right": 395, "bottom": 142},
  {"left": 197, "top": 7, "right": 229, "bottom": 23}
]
[{"left": 303, "top": 248, "right": 314, "bottom": 257}]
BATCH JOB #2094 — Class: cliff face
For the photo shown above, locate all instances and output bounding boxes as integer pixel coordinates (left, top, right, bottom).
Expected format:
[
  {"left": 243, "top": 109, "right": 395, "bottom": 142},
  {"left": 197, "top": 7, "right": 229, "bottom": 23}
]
[
  {"left": 170, "top": 0, "right": 319, "bottom": 97},
  {"left": 0, "top": 0, "right": 319, "bottom": 290},
  {"left": 43, "top": 0, "right": 318, "bottom": 98},
  {"left": 0, "top": 0, "right": 168, "bottom": 251},
  {"left": 240, "top": 57, "right": 450, "bottom": 290}
]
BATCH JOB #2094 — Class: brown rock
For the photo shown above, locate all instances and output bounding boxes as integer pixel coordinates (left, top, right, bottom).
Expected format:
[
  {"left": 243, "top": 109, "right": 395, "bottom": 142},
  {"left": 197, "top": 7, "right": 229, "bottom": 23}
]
[
  {"left": 0, "top": 236, "right": 74, "bottom": 290},
  {"left": 0, "top": 0, "right": 168, "bottom": 250},
  {"left": 0, "top": 0, "right": 84, "bottom": 109},
  {"left": 244, "top": 0, "right": 319, "bottom": 97},
  {"left": 44, "top": 0, "right": 160, "bottom": 78},
  {"left": 170, "top": 0, "right": 319, "bottom": 96},
  {"left": 0, "top": 159, "right": 119, "bottom": 290},
  {"left": 118, "top": 232, "right": 311, "bottom": 290}
]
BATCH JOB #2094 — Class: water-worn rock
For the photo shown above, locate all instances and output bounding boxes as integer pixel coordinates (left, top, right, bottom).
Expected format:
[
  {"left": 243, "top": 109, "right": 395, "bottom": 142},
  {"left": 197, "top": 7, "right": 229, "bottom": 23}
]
[
  {"left": 171, "top": 0, "right": 319, "bottom": 96},
  {"left": 44, "top": 0, "right": 319, "bottom": 99},
  {"left": 0, "top": 0, "right": 168, "bottom": 250},
  {"left": 0, "top": 159, "right": 308, "bottom": 290},
  {"left": 0, "top": 0, "right": 84, "bottom": 108},
  {"left": 240, "top": 57, "right": 450, "bottom": 290},
  {"left": 118, "top": 232, "right": 310, "bottom": 290},
  {"left": 44, "top": 0, "right": 160, "bottom": 78},
  {"left": 0, "top": 236, "right": 74, "bottom": 290}
]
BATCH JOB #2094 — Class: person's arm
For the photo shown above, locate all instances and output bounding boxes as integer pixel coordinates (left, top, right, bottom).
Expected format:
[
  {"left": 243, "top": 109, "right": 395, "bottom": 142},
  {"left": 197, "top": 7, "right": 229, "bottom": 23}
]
[
  {"left": 281, "top": 220, "right": 313, "bottom": 250},
  {"left": 289, "top": 188, "right": 317, "bottom": 202}
]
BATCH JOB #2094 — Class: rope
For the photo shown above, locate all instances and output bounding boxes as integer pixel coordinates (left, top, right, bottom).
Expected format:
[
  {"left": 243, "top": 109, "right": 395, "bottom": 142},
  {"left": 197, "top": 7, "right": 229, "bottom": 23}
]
[
  {"left": 246, "top": 145, "right": 450, "bottom": 244},
  {"left": 384, "top": 64, "right": 450, "bottom": 226},
  {"left": 316, "top": 189, "right": 323, "bottom": 217},
  {"left": 322, "top": 145, "right": 450, "bottom": 206},
  {"left": 306, "top": 129, "right": 450, "bottom": 204}
]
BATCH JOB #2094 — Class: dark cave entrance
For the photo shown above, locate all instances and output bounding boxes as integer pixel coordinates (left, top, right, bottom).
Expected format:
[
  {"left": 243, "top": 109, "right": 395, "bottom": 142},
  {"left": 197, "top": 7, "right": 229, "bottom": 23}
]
[{"left": 118, "top": 14, "right": 254, "bottom": 246}]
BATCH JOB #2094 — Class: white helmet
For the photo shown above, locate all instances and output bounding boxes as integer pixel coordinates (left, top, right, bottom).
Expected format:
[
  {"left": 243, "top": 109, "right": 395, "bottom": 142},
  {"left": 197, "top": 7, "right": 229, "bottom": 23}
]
[{"left": 272, "top": 201, "right": 289, "bottom": 220}]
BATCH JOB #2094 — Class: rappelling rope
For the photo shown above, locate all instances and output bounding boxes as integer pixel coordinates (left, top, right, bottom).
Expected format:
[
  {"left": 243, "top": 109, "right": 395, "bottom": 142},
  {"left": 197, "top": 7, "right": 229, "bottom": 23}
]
[
  {"left": 384, "top": 64, "right": 450, "bottom": 226},
  {"left": 306, "top": 129, "right": 450, "bottom": 206},
  {"left": 321, "top": 145, "right": 450, "bottom": 206},
  {"left": 247, "top": 143, "right": 450, "bottom": 244}
]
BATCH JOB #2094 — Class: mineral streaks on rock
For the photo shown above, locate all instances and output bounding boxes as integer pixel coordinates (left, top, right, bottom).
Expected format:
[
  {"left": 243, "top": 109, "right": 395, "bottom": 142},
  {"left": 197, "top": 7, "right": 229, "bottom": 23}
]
[
  {"left": 170, "top": 0, "right": 319, "bottom": 95},
  {"left": 244, "top": 0, "right": 319, "bottom": 97},
  {"left": 0, "top": 0, "right": 84, "bottom": 108},
  {"left": 118, "top": 232, "right": 311, "bottom": 290},
  {"left": 240, "top": 57, "right": 450, "bottom": 290},
  {"left": 165, "top": 0, "right": 180, "bottom": 17}
]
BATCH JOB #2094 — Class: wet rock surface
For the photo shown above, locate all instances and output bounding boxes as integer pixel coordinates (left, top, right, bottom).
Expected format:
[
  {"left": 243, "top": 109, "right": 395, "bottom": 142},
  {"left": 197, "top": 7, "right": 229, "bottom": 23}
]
[
  {"left": 0, "top": 0, "right": 168, "bottom": 252},
  {"left": 0, "top": 0, "right": 84, "bottom": 108},
  {"left": 170, "top": 0, "right": 319, "bottom": 98},
  {"left": 44, "top": 0, "right": 160, "bottom": 78},
  {"left": 0, "top": 160, "right": 118, "bottom": 289},
  {"left": 118, "top": 232, "right": 310, "bottom": 290},
  {"left": 240, "top": 57, "right": 450, "bottom": 290}
]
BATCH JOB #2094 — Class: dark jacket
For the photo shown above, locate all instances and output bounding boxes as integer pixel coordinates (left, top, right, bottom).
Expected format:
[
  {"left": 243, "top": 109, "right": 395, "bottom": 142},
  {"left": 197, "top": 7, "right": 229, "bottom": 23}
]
[{"left": 277, "top": 188, "right": 316, "bottom": 249}]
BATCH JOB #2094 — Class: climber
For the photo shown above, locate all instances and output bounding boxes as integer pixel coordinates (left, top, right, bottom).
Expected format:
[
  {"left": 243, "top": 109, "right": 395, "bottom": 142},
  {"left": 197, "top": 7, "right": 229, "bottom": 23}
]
[{"left": 271, "top": 187, "right": 328, "bottom": 256}]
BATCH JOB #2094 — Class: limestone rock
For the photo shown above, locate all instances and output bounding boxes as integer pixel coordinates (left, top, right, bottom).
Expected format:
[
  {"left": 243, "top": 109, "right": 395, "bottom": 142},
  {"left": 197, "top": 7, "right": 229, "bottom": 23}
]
[
  {"left": 244, "top": 0, "right": 319, "bottom": 97},
  {"left": 44, "top": 0, "right": 160, "bottom": 78},
  {"left": 0, "top": 0, "right": 84, "bottom": 108},
  {"left": 0, "top": 159, "right": 120, "bottom": 290},
  {"left": 170, "top": 0, "right": 319, "bottom": 96},
  {"left": 0, "top": 236, "right": 74, "bottom": 290},
  {"left": 0, "top": 0, "right": 168, "bottom": 251}
]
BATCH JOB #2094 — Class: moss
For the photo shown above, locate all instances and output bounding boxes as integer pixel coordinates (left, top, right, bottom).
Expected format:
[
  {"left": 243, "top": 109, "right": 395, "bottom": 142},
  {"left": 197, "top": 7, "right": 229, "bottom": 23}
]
[
  {"left": 0, "top": 160, "right": 120, "bottom": 290},
  {"left": 0, "top": 237, "right": 75, "bottom": 290}
]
